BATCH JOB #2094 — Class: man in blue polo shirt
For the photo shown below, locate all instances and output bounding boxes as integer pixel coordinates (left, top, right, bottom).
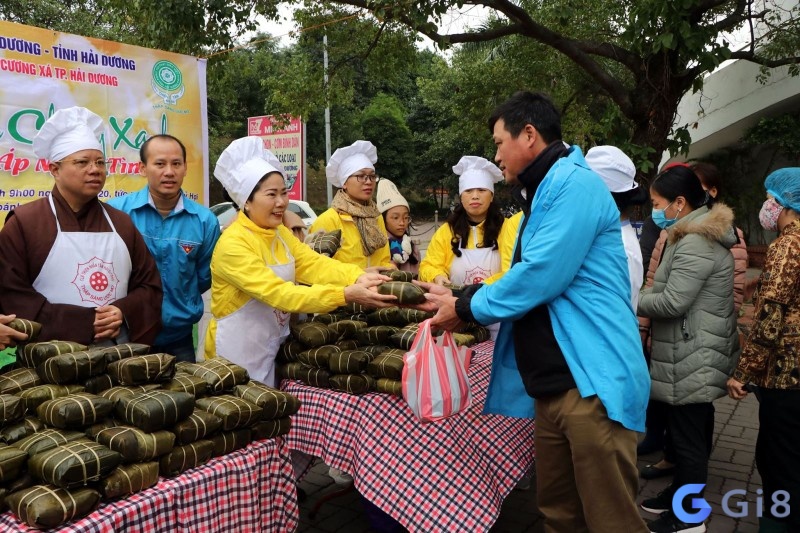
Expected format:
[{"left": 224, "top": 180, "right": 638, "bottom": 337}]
[{"left": 109, "top": 134, "right": 220, "bottom": 361}]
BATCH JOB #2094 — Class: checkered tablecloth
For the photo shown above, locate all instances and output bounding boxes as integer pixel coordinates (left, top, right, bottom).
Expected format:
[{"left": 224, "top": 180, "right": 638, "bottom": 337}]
[
  {"left": 282, "top": 341, "right": 536, "bottom": 532},
  {"left": 0, "top": 437, "right": 299, "bottom": 532}
]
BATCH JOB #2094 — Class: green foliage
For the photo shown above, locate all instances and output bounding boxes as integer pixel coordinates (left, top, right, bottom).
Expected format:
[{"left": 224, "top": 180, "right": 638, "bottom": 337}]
[
  {"left": 316, "top": 0, "right": 800, "bottom": 178},
  {"left": 744, "top": 113, "right": 800, "bottom": 157},
  {"left": 0, "top": 0, "right": 125, "bottom": 41},
  {"left": 0, "top": 0, "right": 283, "bottom": 54},
  {"left": 7, "top": 0, "right": 799, "bottom": 202},
  {"left": 361, "top": 94, "right": 414, "bottom": 183},
  {"left": 699, "top": 112, "right": 800, "bottom": 245}
]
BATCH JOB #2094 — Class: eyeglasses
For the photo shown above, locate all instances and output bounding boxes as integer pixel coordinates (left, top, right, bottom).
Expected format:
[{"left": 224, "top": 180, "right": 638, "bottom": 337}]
[
  {"left": 350, "top": 173, "right": 379, "bottom": 184},
  {"left": 58, "top": 158, "right": 109, "bottom": 170}
]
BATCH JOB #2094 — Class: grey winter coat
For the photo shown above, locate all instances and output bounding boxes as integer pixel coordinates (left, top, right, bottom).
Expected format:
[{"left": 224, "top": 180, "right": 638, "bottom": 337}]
[{"left": 638, "top": 203, "right": 740, "bottom": 405}]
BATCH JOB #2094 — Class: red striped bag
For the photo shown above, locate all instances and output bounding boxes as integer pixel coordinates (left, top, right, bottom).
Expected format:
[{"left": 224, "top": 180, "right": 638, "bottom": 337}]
[{"left": 401, "top": 319, "right": 472, "bottom": 423}]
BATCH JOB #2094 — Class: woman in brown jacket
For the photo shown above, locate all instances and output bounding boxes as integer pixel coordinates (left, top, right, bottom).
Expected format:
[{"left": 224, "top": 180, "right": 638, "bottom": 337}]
[{"left": 728, "top": 168, "right": 800, "bottom": 533}]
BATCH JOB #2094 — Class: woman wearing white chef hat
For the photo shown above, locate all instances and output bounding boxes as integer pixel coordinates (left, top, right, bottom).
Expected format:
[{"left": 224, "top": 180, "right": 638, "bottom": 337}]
[
  {"left": 420, "top": 155, "right": 511, "bottom": 287},
  {"left": 308, "top": 140, "right": 393, "bottom": 269},
  {"left": 419, "top": 156, "right": 516, "bottom": 339},
  {"left": 206, "top": 137, "right": 394, "bottom": 386}
]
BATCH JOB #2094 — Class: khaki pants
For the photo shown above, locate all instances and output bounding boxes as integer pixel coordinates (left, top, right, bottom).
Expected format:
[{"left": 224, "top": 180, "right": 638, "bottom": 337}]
[{"left": 534, "top": 389, "right": 647, "bottom": 533}]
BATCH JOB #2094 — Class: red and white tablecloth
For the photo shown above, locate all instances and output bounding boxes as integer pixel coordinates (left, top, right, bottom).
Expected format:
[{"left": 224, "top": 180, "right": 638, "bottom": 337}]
[
  {"left": 0, "top": 437, "right": 299, "bottom": 532},
  {"left": 282, "top": 341, "right": 536, "bottom": 532}
]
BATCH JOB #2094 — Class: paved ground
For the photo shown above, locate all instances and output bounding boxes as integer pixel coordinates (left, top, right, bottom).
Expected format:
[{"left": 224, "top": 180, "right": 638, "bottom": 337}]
[{"left": 295, "top": 394, "right": 762, "bottom": 532}]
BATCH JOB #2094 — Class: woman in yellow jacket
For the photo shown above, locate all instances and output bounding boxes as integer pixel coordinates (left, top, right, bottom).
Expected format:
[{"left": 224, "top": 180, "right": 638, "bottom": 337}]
[
  {"left": 486, "top": 210, "right": 523, "bottom": 285},
  {"left": 420, "top": 156, "right": 512, "bottom": 286},
  {"left": 308, "top": 140, "right": 393, "bottom": 269},
  {"left": 206, "top": 137, "right": 394, "bottom": 386}
]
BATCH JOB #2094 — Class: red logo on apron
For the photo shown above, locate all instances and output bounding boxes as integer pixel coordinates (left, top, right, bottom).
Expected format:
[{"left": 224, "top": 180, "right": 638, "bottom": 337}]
[
  {"left": 464, "top": 266, "right": 490, "bottom": 285},
  {"left": 180, "top": 243, "right": 195, "bottom": 254},
  {"left": 71, "top": 256, "right": 119, "bottom": 305}
]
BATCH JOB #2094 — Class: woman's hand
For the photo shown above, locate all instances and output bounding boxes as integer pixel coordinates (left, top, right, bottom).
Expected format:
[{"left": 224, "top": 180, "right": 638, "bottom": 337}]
[
  {"left": 726, "top": 377, "right": 748, "bottom": 400},
  {"left": 344, "top": 284, "right": 396, "bottom": 309},
  {"left": 0, "top": 314, "right": 28, "bottom": 349},
  {"left": 364, "top": 266, "right": 392, "bottom": 274},
  {"left": 433, "top": 275, "right": 451, "bottom": 286},
  {"left": 355, "top": 272, "right": 391, "bottom": 287}
]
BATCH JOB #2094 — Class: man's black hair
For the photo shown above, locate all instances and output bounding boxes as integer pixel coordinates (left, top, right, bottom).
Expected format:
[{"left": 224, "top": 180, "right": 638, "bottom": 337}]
[
  {"left": 140, "top": 134, "right": 187, "bottom": 164},
  {"left": 487, "top": 91, "right": 562, "bottom": 143}
]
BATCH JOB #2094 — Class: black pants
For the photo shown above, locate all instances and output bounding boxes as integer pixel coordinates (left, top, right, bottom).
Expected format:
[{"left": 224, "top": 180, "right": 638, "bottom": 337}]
[
  {"left": 655, "top": 401, "right": 715, "bottom": 492},
  {"left": 659, "top": 403, "right": 714, "bottom": 464},
  {"left": 757, "top": 388, "right": 800, "bottom": 527}
]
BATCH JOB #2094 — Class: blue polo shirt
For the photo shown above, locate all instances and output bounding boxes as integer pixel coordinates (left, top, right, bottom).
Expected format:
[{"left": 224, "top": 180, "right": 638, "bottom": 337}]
[{"left": 109, "top": 187, "right": 220, "bottom": 345}]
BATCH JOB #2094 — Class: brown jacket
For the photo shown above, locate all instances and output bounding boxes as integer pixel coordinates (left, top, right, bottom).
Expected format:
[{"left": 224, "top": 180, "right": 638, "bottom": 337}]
[
  {"left": 0, "top": 187, "right": 163, "bottom": 345},
  {"left": 733, "top": 220, "right": 800, "bottom": 388}
]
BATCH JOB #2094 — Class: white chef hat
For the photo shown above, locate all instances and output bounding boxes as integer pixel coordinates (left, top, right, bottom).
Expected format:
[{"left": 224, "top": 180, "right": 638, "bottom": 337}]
[
  {"left": 453, "top": 156, "right": 503, "bottom": 195},
  {"left": 214, "top": 137, "right": 286, "bottom": 207},
  {"left": 33, "top": 106, "right": 104, "bottom": 162},
  {"left": 585, "top": 145, "right": 636, "bottom": 193},
  {"left": 326, "top": 140, "right": 378, "bottom": 188},
  {"left": 376, "top": 178, "right": 409, "bottom": 214}
]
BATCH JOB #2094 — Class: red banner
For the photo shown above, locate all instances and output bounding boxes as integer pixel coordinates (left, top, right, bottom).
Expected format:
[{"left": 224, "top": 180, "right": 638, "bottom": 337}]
[{"left": 247, "top": 115, "right": 305, "bottom": 201}]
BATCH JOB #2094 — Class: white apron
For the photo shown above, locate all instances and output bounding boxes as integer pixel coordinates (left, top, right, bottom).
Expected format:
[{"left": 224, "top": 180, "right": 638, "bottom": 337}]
[
  {"left": 215, "top": 235, "right": 294, "bottom": 387},
  {"left": 449, "top": 226, "right": 501, "bottom": 340},
  {"left": 33, "top": 196, "right": 132, "bottom": 344}
]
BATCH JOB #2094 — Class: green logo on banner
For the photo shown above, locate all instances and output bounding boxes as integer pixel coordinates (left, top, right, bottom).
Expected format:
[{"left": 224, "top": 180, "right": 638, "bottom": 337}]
[{"left": 151, "top": 60, "right": 185, "bottom": 105}]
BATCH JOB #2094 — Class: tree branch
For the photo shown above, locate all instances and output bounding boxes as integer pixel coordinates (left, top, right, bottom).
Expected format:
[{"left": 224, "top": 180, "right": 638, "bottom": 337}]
[
  {"left": 688, "top": 0, "right": 743, "bottom": 23},
  {"left": 729, "top": 50, "right": 800, "bottom": 68},
  {"left": 363, "top": 19, "right": 386, "bottom": 58},
  {"left": 710, "top": 5, "right": 767, "bottom": 33},
  {"left": 421, "top": 23, "right": 524, "bottom": 43},
  {"left": 374, "top": 0, "right": 638, "bottom": 117}
]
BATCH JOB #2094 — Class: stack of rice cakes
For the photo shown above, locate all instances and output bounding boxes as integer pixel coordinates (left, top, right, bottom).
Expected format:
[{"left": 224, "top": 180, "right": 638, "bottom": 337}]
[
  {"left": 277, "top": 273, "right": 491, "bottom": 397},
  {"left": 0, "top": 319, "right": 300, "bottom": 529}
]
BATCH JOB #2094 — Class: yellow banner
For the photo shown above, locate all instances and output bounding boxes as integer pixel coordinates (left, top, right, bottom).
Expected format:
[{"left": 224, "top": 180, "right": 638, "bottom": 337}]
[{"left": 0, "top": 21, "right": 208, "bottom": 221}]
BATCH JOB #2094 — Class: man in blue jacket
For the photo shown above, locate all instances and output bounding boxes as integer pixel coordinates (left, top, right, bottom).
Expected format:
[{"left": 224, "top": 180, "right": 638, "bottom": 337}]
[
  {"left": 109, "top": 134, "right": 220, "bottom": 361},
  {"left": 422, "top": 92, "right": 650, "bottom": 532}
]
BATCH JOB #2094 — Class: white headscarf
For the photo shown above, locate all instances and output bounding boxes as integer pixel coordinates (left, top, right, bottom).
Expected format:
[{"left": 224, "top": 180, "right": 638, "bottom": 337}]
[
  {"left": 214, "top": 137, "right": 286, "bottom": 207},
  {"left": 33, "top": 106, "right": 104, "bottom": 162}
]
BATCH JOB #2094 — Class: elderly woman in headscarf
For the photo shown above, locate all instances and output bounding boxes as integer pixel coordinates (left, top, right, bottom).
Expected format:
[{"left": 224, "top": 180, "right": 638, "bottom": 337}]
[
  {"left": 728, "top": 168, "right": 800, "bottom": 533},
  {"left": 308, "top": 140, "right": 393, "bottom": 269},
  {"left": 205, "top": 137, "right": 394, "bottom": 386}
]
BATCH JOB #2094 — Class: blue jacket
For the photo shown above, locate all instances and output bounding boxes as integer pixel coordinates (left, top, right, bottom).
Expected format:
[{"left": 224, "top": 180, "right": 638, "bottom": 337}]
[
  {"left": 471, "top": 147, "right": 650, "bottom": 432},
  {"left": 109, "top": 187, "right": 220, "bottom": 345}
]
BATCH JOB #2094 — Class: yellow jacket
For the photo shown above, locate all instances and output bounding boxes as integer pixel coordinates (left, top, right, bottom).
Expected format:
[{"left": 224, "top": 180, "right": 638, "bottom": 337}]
[
  {"left": 485, "top": 211, "right": 524, "bottom": 284},
  {"left": 420, "top": 217, "right": 519, "bottom": 283},
  {"left": 309, "top": 208, "right": 393, "bottom": 269},
  {"left": 204, "top": 211, "right": 363, "bottom": 357}
]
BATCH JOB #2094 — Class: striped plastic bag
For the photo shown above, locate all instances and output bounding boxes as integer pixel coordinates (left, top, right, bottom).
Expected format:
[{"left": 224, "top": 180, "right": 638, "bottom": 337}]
[{"left": 402, "top": 319, "right": 472, "bottom": 423}]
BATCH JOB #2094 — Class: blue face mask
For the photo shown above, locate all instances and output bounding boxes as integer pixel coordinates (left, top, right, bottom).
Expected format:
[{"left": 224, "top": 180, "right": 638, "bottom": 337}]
[{"left": 652, "top": 202, "right": 678, "bottom": 229}]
